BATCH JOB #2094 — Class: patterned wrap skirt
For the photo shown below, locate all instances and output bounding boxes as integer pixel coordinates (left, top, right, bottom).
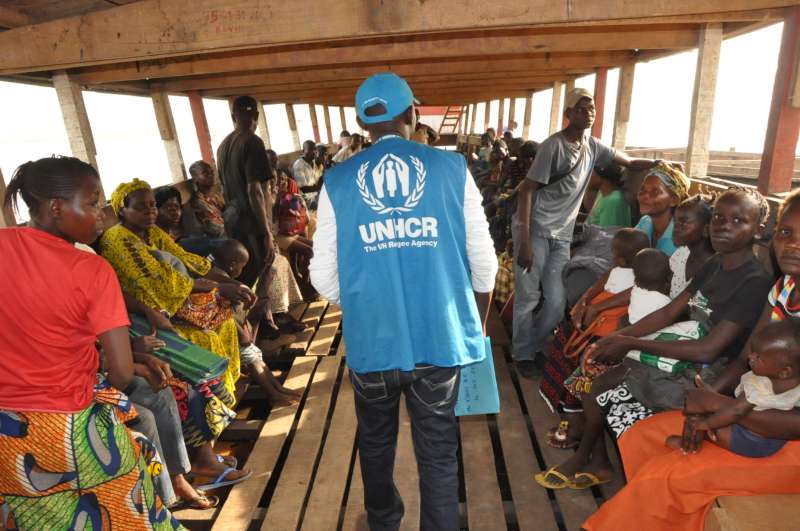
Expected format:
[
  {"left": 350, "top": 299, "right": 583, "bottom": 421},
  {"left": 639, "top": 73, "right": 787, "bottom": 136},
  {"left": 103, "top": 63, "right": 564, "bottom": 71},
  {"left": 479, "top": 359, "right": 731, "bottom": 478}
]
[{"left": 0, "top": 380, "right": 183, "bottom": 530}]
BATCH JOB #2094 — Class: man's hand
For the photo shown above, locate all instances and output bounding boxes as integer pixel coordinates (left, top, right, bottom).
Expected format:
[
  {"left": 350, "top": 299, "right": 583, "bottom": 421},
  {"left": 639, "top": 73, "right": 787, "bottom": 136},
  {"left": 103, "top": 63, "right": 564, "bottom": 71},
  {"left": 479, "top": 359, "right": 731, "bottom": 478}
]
[
  {"left": 516, "top": 241, "right": 533, "bottom": 272},
  {"left": 589, "top": 335, "right": 631, "bottom": 364}
]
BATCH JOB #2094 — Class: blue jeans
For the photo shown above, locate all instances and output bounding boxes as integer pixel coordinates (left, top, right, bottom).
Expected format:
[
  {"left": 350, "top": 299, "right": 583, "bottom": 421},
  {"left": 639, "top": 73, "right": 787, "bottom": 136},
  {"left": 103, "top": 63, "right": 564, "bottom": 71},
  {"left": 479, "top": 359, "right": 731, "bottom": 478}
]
[
  {"left": 511, "top": 224, "right": 571, "bottom": 361},
  {"left": 350, "top": 365, "right": 460, "bottom": 531}
]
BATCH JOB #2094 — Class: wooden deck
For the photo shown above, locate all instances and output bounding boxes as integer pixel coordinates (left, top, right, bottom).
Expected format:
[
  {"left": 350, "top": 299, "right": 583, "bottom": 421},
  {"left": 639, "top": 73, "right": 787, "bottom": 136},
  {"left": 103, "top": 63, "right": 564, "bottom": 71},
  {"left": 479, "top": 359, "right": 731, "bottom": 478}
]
[{"left": 178, "top": 302, "right": 622, "bottom": 531}]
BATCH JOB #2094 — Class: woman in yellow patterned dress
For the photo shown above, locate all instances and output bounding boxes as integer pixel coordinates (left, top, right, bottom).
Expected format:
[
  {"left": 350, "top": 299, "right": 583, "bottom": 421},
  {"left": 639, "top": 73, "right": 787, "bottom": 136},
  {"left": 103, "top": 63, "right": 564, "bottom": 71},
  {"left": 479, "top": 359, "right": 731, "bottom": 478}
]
[{"left": 100, "top": 179, "right": 252, "bottom": 488}]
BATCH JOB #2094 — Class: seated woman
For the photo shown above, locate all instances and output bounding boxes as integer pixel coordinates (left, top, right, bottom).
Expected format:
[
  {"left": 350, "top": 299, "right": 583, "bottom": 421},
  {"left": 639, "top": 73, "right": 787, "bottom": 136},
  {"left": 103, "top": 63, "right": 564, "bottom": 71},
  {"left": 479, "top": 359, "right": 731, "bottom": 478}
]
[
  {"left": 585, "top": 163, "right": 632, "bottom": 228},
  {"left": 581, "top": 188, "right": 800, "bottom": 531},
  {"left": 635, "top": 162, "right": 690, "bottom": 257},
  {"left": 538, "top": 187, "right": 772, "bottom": 491},
  {"left": 154, "top": 183, "right": 226, "bottom": 257},
  {"left": 0, "top": 156, "right": 182, "bottom": 529},
  {"left": 99, "top": 179, "right": 254, "bottom": 489}
]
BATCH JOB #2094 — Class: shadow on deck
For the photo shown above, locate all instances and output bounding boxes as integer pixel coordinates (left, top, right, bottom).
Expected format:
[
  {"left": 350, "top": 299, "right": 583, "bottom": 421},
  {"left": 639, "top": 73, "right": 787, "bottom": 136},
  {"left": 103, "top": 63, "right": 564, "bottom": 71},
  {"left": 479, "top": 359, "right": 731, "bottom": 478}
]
[{"left": 178, "top": 303, "right": 622, "bottom": 531}]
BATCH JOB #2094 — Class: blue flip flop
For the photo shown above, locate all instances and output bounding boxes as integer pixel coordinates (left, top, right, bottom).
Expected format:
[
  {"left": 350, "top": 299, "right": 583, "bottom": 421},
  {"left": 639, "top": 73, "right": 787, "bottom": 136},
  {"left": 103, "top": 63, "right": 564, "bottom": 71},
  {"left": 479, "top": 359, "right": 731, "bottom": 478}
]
[{"left": 194, "top": 467, "right": 252, "bottom": 490}]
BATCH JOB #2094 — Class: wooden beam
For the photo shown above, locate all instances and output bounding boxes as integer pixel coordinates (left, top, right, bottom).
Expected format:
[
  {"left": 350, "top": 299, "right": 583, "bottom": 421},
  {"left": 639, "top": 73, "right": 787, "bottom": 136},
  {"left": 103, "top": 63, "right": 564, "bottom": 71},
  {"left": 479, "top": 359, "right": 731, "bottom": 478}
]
[
  {"left": 256, "top": 101, "right": 271, "bottom": 149},
  {"left": 339, "top": 106, "right": 347, "bottom": 132},
  {"left": 523, "top": 92, "right": 533, "bottom": 139},
  {"left": 686, "top": 24, "right": 723, "bottom": 180},
  {"left": 52, "top": 71, "right": 100, "bottom": 179},
  {"left": 497, "top": 97, "right": 506, "bottom": 133},
  {"left": 483, "top": 100, "right": 491, "bottom": 131},
  {"left": 0, "top": 1, "right": 788, "bottom": 74},
  {"left": 308, "top": 104, "right": 321, "bottom": 144},
  {"left": 592, "top": 67, "right": 608, "bottom": 138},
  {"left": 188, "top": 91, "right": 214, "bottom": 164},
  {"left": 509, "top": 97, "right": 518, "bottom": 131},
  {"left": 151, "top": 91, "right": 187, "bottom": 183},
  {"left": 285, "top": 104, "right": 301, "bottom": 151},
  {"left": 115, "top": 52, "right": 634, "bottom": 90},
  {"left": 323, "top": 105, "right": 333, "bottom": 143},
  {"left": 549, "top": 81, "right": 564, "bottom": 135},
  {"left": 0, "top": 6, "right": 32, "bottom": 29},
  {"left": 67, "top": 28, "right": 695, "bottom": 86},
  {"left": 612, "top": 62, "right": 636, "bottom": 150},
  {"left": 759, "top": 7, "right": 800, "bottom": 194}
]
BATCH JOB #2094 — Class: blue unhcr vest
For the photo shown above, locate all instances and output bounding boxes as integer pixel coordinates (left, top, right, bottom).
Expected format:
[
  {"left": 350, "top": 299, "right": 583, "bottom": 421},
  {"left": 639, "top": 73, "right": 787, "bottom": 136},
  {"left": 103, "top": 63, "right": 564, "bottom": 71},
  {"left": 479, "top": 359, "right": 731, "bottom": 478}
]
[{"left": 324, "top": 136, "right": 486, "bottom": 374}]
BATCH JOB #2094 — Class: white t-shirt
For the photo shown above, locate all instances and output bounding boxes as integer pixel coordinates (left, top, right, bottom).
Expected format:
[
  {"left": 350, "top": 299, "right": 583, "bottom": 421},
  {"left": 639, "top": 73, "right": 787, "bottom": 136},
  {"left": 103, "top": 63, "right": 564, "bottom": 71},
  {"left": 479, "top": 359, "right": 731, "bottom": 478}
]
[
  {"left": 628, "top": 286, "right": 672, "bottom": 324},
  {"left": 736, "top": 371, "right": 800, "bottom": 411},
  {"left": 604, "top": 266, "right": 635, "bottom": 294}
]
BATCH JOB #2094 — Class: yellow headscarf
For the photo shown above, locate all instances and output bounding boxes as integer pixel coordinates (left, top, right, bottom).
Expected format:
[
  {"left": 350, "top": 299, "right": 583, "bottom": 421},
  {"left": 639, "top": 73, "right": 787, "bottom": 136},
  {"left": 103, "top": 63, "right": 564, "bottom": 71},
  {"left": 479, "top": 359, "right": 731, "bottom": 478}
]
[
  {"left": 110, "top": 178, "right": 151, "bottom": 215},
  {"left": 646, "top": 162, "right": 690, "bottom": 202}
]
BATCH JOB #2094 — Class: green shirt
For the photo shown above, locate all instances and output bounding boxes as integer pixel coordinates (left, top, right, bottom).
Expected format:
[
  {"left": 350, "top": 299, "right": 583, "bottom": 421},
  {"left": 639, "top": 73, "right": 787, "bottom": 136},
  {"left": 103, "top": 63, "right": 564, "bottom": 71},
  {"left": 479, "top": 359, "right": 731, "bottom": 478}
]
[{"left": 587, "top": 189, "right": 631, "bottom": 228}]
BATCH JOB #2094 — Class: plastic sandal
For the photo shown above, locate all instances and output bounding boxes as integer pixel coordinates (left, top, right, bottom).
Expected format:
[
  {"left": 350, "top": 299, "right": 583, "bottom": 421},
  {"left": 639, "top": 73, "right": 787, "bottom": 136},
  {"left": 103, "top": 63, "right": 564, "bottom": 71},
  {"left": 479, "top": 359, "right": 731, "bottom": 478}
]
[
  {"left": 194, "top": 467, "right": 252, "bottom": 490},
  {"left": 571, "top": 471, "right": 611, "bottom": 490},
  {"left": 534, "top": 467, "right": 572, "bottom": 490},
  {"left": 170, "top": 493, "right": 220, "bottom": 511}
]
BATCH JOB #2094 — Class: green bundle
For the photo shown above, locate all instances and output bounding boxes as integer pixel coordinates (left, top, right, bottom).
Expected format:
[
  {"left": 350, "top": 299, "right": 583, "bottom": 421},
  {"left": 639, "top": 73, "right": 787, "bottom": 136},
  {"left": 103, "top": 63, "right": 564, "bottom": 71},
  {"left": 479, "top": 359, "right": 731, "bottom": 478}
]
[{"left": 128, "top": 314, "right": 228, "bottom": 385}]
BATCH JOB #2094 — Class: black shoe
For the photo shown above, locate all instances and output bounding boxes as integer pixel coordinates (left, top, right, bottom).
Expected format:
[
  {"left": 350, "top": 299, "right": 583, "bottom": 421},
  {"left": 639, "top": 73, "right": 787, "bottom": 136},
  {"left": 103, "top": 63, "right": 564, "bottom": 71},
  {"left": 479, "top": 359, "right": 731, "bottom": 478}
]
[{"left": 516, "top": 359, "right": 539, "bottom": 379}]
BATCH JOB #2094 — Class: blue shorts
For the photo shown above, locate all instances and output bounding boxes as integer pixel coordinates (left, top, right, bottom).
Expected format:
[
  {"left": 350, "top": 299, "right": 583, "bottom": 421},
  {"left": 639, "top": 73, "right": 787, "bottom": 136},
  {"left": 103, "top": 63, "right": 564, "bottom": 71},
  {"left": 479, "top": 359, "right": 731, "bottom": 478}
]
[{"left": 729, "top": 423, "right": 786, "bottom": 458}]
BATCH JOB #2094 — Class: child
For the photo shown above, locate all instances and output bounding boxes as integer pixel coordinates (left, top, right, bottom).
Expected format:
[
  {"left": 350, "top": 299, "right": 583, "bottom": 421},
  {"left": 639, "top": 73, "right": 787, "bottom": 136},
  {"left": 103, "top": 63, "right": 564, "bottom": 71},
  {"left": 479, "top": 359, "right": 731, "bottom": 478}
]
[
  {"left": 211, "top": 240, "right": 301, "bottom": 406},
  {"left": 666, "top": 319, "right": 800, "bottom": 457}
]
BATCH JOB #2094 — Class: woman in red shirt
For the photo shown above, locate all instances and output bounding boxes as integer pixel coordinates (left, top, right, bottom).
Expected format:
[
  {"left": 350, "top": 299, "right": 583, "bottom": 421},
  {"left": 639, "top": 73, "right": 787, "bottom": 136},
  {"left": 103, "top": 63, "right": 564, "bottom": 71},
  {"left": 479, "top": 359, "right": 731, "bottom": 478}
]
[{"left": 0, "top": 157, "right": 182, "bottom": 530}]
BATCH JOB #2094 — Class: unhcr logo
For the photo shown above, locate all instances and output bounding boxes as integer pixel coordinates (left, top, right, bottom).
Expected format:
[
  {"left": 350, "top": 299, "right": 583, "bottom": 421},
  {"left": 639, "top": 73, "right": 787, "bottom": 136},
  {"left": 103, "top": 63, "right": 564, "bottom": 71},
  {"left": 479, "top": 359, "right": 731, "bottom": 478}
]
[{"left": 355, "top": 152, "right": 438, "bottom": 249}]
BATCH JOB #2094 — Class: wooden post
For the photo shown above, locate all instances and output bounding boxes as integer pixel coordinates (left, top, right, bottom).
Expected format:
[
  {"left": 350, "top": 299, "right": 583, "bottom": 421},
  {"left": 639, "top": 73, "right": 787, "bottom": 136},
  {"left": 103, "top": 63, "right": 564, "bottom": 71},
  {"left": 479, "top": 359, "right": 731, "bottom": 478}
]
[
  {"left": 522, "top": 92, "right": 534, "bottom": 139},
  {"left": 758, "top": 7, "right": 800, "bottom": 195},
  {"left": 509, "top": 97, "right": 517, "bottom": 132},
  {"left": 469, "top": 103, "right": 478, "bottom": 134},
  {"left": 562, "top": 79, "right": 576, "bottom": 128},
  {"left": 686, "top": 23, "right": 723, "bottom": 180},
  {"left": 483, "top": 101, "right": 491, "bottom": 132},
  {"left": 256, "top": 101, "right": 271, "bottom": 149},
  {"left": 462, "top": 106, "right": 469, "bottom": 134},
  {"left": 0, "top": 168, "right": 16, "bottom": 227},
  {"left": 52, "top": 71, "right": 98, "bottom": 171},
  {"left": 497, "top": 98, "right": 505, "bottom": 133},
  {"left": 613, "top": 62, "right": 636, "bottom": 151},
  {"left": 151, "top": 91, "right": 187, "bottom": 183},
  {"left": 323, "top": 105, "right": 333, "bottom": 143},
  {"left": 549, "top": 81, "right": 564, "bottom": 135},
  {"left": 339, "top": 107, "right": 347, "bottom": 132},
  {"left": 187, "top": 91, "right": 214, "bottom": 165},
  {"left": 308, "top": 104, "right": 321, "bottom": 144},
  {"left": 286, "top": 104, "right": 301, "bottom": 151},
  {"left": 592, "top": 67, "right": 608, "bottom": 138}
]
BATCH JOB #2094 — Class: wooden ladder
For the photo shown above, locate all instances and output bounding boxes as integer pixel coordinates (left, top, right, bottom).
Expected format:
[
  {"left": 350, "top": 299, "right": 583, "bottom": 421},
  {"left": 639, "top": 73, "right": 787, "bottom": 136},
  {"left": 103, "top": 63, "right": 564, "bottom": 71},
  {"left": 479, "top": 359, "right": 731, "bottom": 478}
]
[{"left": 438, "top": 105, "right": 467, "bottom": 134}]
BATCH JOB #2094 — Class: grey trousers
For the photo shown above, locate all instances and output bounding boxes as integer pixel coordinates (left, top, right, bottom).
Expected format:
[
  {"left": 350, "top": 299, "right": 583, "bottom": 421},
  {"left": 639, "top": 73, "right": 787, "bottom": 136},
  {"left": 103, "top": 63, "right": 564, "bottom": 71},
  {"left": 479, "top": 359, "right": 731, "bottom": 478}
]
[{"left": 126, "top": 376, "right": 192, "bottom": 476}]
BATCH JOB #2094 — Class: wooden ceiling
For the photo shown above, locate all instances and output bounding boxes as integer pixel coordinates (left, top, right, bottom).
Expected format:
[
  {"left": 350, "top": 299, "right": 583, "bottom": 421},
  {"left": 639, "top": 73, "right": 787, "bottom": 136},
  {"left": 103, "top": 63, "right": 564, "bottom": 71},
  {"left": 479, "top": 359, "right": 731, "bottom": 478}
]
[{"left": 0, "top": 1, "right": 794, "bottom": 106}]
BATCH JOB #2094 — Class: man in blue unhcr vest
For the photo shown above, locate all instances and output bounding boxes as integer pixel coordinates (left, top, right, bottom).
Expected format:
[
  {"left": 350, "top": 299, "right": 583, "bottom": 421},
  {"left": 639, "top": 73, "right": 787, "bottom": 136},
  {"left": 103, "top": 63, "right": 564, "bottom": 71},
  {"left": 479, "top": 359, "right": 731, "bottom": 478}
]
[{"left": 310, "top": 73, "right": 497, "bottom": 530}]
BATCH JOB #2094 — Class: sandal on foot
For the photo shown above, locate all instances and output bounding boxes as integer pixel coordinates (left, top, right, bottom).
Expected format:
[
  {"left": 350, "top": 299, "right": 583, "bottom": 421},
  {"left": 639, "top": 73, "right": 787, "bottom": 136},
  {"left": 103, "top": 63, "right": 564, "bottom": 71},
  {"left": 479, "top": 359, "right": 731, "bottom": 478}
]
[
  {"left": 534, "top": 467, "right": 573, "bottom": 490},
  {"left": 194, "top": 467, "right": 252, "bottom": 490},
  {"left": 170, "top": 493, "right": 219, "bottom": 511},
  {"left": 546, "top": 421, "right": 579, "bottom": 450},
  {"left": 571, "top": 472, "right": 611, "bottom": 490}
]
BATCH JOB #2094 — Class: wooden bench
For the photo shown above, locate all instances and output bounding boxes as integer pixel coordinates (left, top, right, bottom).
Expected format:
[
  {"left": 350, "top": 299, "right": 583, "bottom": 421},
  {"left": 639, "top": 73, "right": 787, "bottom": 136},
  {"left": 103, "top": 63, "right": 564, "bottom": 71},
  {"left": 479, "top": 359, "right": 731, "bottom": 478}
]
[{"left": 705, "top": 495, "right": 800, "bottom": 531}]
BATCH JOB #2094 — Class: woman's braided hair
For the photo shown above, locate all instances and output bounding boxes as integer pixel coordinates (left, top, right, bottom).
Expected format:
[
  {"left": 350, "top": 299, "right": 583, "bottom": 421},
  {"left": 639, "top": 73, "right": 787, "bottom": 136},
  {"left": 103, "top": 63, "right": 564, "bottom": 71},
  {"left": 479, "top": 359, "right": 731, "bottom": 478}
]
[
  {"left": 777, "top": 187, "right": 800, "bottom": 222},
  {"left": 716, "top": 185, "right": 770, "bottom": 226}
]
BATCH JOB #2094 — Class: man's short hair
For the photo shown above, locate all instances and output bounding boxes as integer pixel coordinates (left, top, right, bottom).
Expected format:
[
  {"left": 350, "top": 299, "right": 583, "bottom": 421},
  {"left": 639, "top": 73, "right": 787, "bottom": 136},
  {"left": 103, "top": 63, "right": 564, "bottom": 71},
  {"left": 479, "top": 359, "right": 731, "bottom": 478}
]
[{"left": 232, "top": 96, "right": 258, "bottom": 115}]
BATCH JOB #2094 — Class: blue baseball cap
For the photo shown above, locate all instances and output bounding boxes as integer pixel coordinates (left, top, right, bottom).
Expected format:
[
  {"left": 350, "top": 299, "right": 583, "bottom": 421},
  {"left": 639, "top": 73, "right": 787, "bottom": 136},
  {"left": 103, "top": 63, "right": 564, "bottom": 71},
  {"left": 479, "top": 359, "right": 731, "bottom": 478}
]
[{"left": 355, "top": 73, "right": 419, "bottom": 124}]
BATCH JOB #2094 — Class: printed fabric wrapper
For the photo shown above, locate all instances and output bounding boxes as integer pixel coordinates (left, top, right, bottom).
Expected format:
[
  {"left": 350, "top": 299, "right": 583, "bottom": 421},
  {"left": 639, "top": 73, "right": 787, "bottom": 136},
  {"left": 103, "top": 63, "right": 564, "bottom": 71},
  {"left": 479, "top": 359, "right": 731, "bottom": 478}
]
[
  {"left": 456, "top": 337, "right": 500, "bottom": 416},
  {"left": 625, "top": 321, "right": 706, "bottom": 374}
]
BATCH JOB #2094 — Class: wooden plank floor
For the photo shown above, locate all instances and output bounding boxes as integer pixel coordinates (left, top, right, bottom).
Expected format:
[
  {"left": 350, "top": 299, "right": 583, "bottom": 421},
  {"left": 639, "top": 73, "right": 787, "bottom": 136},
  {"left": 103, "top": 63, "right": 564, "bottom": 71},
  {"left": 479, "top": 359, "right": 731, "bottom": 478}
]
[{"left": 180, "top": 304, "right": 622, "bottom": 531}]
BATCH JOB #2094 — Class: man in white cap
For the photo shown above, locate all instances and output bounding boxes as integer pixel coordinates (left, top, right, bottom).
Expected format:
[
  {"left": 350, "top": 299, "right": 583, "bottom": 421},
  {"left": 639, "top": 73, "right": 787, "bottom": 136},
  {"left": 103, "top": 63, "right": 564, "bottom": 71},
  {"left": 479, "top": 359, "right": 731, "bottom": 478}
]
[
  {"left": 310, "top": 73, "right": 497, "bottom": 530},
  {"left": 512, "top": 87, "right": 657, "bottom": 378}
]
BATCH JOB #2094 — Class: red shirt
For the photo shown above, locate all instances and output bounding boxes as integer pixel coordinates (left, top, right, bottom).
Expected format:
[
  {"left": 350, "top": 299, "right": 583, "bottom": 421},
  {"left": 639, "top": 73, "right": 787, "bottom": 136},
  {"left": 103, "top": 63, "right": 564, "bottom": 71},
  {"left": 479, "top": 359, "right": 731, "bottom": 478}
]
[{"left": 0, "top": 228, "right": 129, "bottom": 412}]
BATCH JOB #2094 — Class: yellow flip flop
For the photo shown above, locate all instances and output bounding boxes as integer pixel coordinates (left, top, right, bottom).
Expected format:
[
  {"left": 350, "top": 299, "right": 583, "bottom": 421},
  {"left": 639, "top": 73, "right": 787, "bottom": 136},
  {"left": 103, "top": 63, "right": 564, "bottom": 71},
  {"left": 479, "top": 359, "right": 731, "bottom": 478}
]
[
  {"left": 534, "top": 467, "right": 572, "bottom": 490},
  {"left": 571, "top": 471, "right": 611, "bottom": 490}
]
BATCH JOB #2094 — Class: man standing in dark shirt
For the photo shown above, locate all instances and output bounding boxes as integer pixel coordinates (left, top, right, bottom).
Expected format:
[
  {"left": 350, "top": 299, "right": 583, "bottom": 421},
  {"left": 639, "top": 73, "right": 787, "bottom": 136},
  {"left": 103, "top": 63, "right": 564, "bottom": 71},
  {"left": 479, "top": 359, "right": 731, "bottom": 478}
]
[{"left": 217, "top": 96, "right": 275, "bottom": 288}]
